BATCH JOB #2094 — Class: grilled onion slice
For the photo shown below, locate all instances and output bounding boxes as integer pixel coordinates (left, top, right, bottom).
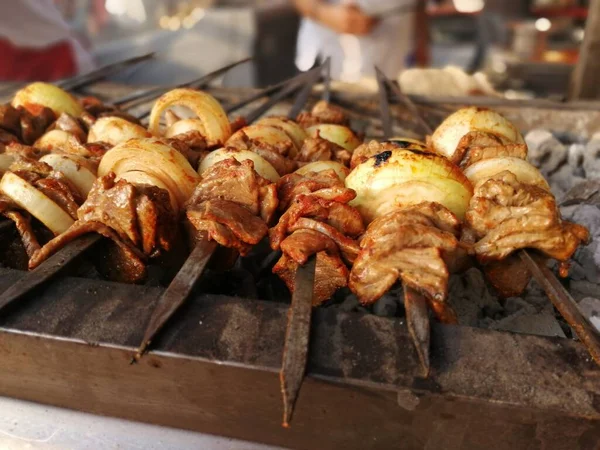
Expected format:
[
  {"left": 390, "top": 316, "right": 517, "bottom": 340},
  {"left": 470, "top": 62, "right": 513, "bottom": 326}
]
[
  {"left": 295, "top": 161, "right": 350, "bottom": 181},
  {"left": 12, "top": 82, "right": 84, "bottom": 117},
  {"left": 35, "top": 130, "right": 91, "bottom": 157},
  {"left": 98, "top": 137, "right": 199, "bottom": 211},
  {"left": 464, "top": 156, "right": 551, "bottom": 191},
  {"left": 307, "top": 124, "right": 361, "bottom": 152},
  {"left": 431, "top": 107, "right": 524, "bottom": 161},
  {"left": 256, "top": 117, "right": 308, "bottom": 149},
  {"left": 199, "top": 147, "right": 279, "bottom": 182},
  {"left": 39, "top": 154, "right": 96, "bottom": 197},
  {"left": 346, "top": 149, "right": 473, "bottom": 223},
  {"left": 88, "top": 117, "right": 150, "bottom": 145},
  {"left": 0, "top": 172, "right": 74, "bottom": 234},
  {"left": 149, "top": 88, "right": 231, "bottom": 147}
]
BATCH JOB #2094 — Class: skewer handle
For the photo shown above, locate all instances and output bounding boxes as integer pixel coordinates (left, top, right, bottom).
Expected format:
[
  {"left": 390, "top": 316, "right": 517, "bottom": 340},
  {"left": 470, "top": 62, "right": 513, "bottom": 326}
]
[{"left": 281, "top": 256, "right": 316, "bottom": 428}]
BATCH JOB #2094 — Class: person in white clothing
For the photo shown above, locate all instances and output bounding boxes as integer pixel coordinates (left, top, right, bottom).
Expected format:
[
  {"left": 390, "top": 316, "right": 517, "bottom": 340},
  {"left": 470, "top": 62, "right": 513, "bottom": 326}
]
[
  {"left": 293, "top": 0, "right": 420, "bottom": 81},
  {"left": 0, "top": 0, "right": 94, "bottom": 80}
]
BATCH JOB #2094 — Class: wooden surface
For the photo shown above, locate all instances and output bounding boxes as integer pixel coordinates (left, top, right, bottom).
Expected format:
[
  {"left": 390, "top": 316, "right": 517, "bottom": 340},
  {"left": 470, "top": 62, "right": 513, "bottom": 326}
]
[
  {"left": 0, "top": 266, "right": 598, "bottom": 449},
  {"left": 570, "top": 0, "right": 600, "bottom": 99}
]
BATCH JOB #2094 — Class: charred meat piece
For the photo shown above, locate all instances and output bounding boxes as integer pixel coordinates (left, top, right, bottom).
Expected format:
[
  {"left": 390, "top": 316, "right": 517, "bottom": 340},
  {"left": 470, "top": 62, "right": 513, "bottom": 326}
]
[
  {"left": 273, "top": 251, "right": 348, "bottom": 306},
  {"left": 34, "top": 176, "right": 81, "bottom": 219},
  {"left": 50, "top": 113, "right": 87, "bottom": 142},
  {"left": 460, "top": 143, "right": 527, "bottom": 169},
  {"left": 466, "top": 171, "right": 589, "bottom": 262},
  {"left": 349, "top": 202, "right": 461, "bottom": 305},
  {"left": 0, "top": 104, "right": 21, "bottom": 135},
  {"left": 185, "top": 158, "right": 277, "bottom": 254},
  {"left": 3, "top": 142, "right": 49, "bottom": 159},
  {"left": 30, "top": 173, "right": 177, "bottom": 279},
  {"left": 270, "top": 171, "right": 364, "bottom": 305},
  {"left": 228, "top": 130, "right": 297, "bottom": 175},
  {"left": 17, "top": 106, "right": 56, "bottom": 145},
  {"left": 296, "top": 133, "right": 351, "bottom": 166},
  {"left": 296, "top": 100, "right": 349, "bottom": 128},
  {"left": 29, "top": 220, "right": 147, "bottom": 282},
  {"left": 276, "top": 169, "right": 355, "bottom": 211}
]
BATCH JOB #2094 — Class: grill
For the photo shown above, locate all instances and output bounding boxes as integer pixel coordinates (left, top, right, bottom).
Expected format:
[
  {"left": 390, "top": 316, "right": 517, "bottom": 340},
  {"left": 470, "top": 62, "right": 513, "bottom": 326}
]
[{"left": 0, "top": 58, "right": 599, "bottom": 450}]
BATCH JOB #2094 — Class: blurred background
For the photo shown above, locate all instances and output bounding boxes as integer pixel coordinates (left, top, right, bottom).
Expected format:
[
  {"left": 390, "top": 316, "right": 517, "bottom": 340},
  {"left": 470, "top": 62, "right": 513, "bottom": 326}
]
[{"left": 0, "top": 0, "right": 593, "bottom": 99}]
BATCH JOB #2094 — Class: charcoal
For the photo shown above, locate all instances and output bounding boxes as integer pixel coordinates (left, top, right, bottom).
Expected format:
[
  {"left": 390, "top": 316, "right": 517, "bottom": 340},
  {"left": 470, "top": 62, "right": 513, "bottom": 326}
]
[
  {"left": 373, "top": 294, "right": 398, "bottom": 317},
  {"left": 570, "top": 280, "right": 600, "bottom": 301},
  {"left": 490, "top": 312, "right": 566, "bottom": 338},
  {"left": 577, "top": 297, "right": 600, "bottom": 333},
  {"left": 567, "top": 143, "right": 586, "bottom": 169},
  {"left": 447, "top": 268, "right": 503, "bottom": 326},
  {"left": 524, "top": 129, "right": 567, "bottom": 175},
  {"left": 583, "top": 136, "right": 600, "bottom": 179},
  {"left": 561, "top": 181, "right": 600, "bottom": 207}
]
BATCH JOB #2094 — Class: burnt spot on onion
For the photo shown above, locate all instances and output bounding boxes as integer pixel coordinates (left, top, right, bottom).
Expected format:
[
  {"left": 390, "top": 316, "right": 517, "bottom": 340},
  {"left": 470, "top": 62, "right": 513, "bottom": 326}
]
[{"left": 373, "top": 150, "right": 392, "bottom": 167}]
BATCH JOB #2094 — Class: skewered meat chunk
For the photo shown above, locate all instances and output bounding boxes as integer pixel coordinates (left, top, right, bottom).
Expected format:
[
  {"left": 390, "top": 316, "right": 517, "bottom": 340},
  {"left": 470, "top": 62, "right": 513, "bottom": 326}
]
[
  {"left": 185, "top": 158, "right": 278, "bottom": 255},
  {"left": 228, "top": 130, "right": 297, "bottom": 175},
  {"left": 273, "top": 251, "right": 349, "bottom": 306},
  {"left": 29, "top": 172, "right": 177, "bottom": 283},
  {"left": 349, "top": 202, "right": 462, "bottom": 305},
  {"left": 465, "top": 171, "right": 589, "bottom": 262},
  {"left": 276, "top": 169, "right": 355, "bottom": 211},
  {"left": 296, "top": 100, "right": 348, "bottom": 128},
  {"left": 270, "top": 171, "right": 364, "bottom": 305},
  {"left": 296, "top": 133, "right": 351, "bottom": 166},
  {"left": 50, "top": 113, "right": 87, "bottom": 142},
  {"left": 460, "top": 143, "right": 527, "bottom": 168},
  {"left": 0, "top": 198, "right": 40, "bottom": 259}
]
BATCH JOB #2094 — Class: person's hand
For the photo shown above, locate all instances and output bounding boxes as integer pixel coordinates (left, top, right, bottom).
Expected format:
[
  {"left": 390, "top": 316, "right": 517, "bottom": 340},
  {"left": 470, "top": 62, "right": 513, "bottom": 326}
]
[{"left": 317, "top": 4, "right": 377, "bottom": 36}]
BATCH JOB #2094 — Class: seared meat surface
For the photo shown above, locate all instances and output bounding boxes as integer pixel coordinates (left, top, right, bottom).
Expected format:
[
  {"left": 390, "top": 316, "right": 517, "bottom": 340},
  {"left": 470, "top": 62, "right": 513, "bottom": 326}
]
[
  {"left": 50, "top": 113, "right": 87, "bottom": 142},
  {"left": 276, "top": 169, "right": 355, "bottom": 211},
  {"left": 296, "top": 101, "right": 348, "bottom": 127},
  {"left": 465, "top": 171, "right": 589, "bottom": 262},
  {"left": 228, "top": 131, "right": 297, "bottom": 175},
  {"left": 460, "top": 143, "right": 527, "bottom": 169},
  {"left": 349, "top": 202, "right": 461, "bottom": 305},
  {"left": 270, "top": 171, "right": 364, "bottom": 305},
  {"left": 296, "top": 134, "right": 351, "bottom": 166},
  {"left": 30, "top": 172, "right": 177, "bottom": 282},
  {"left": 185, "top": 158, "right": 277, "bottom": 255}
]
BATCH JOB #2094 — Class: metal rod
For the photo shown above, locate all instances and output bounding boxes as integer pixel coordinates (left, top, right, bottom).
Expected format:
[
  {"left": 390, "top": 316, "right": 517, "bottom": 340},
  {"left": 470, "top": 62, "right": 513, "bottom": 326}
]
[
  {"left": 519, "top": 250, "right": 600, "bottom": 365},
  {"left": 133, "top": 68, "right": 322, "bottom": 362},
  {"left": 321, "top": 57, "right": 332, "bottom": 104},
  {"left": 281, "top": 256, "right": 317, "bottom": 427},
  {"left": 132, "top": 237, "right": 218, "bottom": 362},
  {"left": 375, "top": 66, "right": 433, "bottom": 136},
  {"left": 60, "top": 52, "right": 155, "bottom": 91},
  {"left": 0, "top": 234, "right": 101, "bottom": 313},
  {"left": 404, "top": 286, "right": 431, "bottom": 377},
  {"left": 375, "top": 67, "right": 432, "bottom": 376},
  {"left": 287, "top": 64, "right": 324, "bottom": 120},
  {"left": 243, "top": 66, "right": 323, "bottom": 124},
  {"left": 117, "top": 57, "right": 252, "bottom": 108},
  {"left": 225, "top": 66, "right": 322, "bottom": 115}
]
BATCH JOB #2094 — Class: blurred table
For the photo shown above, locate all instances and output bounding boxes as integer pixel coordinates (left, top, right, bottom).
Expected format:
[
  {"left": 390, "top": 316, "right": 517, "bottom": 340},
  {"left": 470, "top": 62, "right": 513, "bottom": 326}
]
[{"left": 0, "top": 396, "right": 284, "bottom": 450}]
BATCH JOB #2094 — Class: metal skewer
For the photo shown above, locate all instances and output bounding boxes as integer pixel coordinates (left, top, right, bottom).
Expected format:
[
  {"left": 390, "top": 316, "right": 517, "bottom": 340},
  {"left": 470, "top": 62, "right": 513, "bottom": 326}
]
[
  {"left": 118, "top": 57, "right": 252, "bottom": 109},
  {"left": 281, "top": 256, "right": 316, "bottom": 427},
  {"left": 0, "top": 234, "right": 101, "bottom": 314},
  {"left": 278, "top": 61, "right": 328, "bottom": 427},
  {"left": 132, "top": 65, "right": 326, "bottom": 362},
  {"left": 375, "top": 66, "right": 433, "bottom": 376},
  {"left": 0, "top": 59, "right": 262, "bottom": 315},
  {"left": 375, "top": 68, "right": 600, "bottom": 368},
  {"left": 59, "top": 52, "right": 156, "bottom": 92},
  {"left": 0, "top": 53, "right": 155, "bottom": 99},
  {"left": 520, "top": 250, "right": 600, "bottom": 364}
]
